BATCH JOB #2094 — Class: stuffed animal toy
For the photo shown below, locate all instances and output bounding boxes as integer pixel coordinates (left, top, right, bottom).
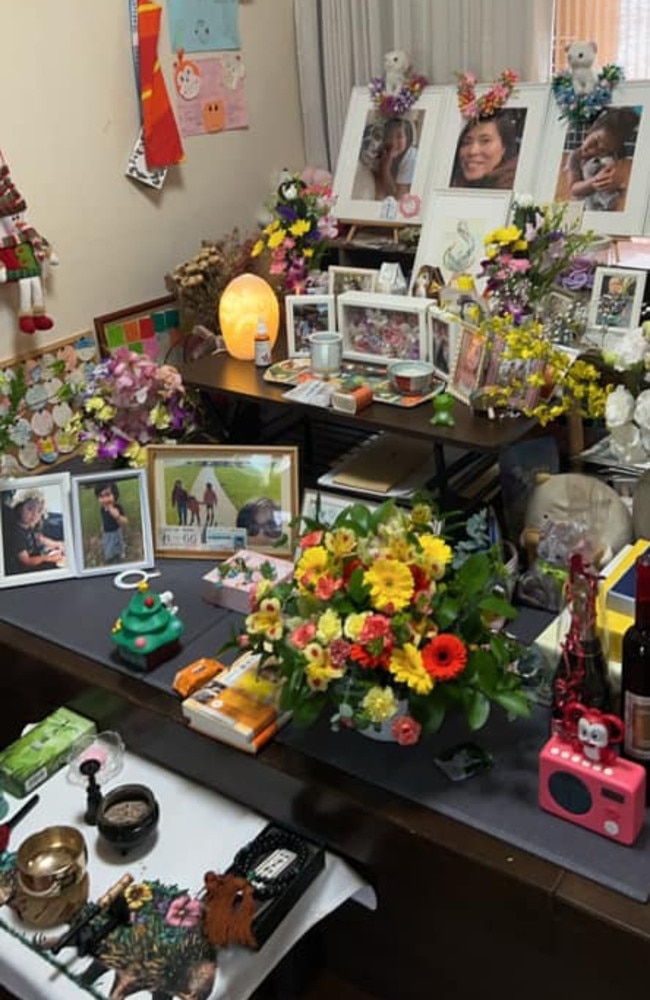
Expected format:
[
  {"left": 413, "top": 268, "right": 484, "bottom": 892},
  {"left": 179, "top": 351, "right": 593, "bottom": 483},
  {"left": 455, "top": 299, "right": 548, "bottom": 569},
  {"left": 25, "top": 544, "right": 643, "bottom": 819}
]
[
  {"left": 0, "top": 153, "right": 58, "bottom": 334},
  {"left": 383, "top": 49, "right": 411, "bottom": 95},
  {"left": 565, "top": 40, "right": 598, "bottom": 95}
]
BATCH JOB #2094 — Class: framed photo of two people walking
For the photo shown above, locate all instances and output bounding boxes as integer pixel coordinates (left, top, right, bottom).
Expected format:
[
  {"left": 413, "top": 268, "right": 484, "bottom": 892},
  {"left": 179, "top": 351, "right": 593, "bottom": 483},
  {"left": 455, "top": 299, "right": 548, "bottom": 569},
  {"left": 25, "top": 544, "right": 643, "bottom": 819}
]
[{"left": 147, "top": 445, "right": 299, "bottom": 559}]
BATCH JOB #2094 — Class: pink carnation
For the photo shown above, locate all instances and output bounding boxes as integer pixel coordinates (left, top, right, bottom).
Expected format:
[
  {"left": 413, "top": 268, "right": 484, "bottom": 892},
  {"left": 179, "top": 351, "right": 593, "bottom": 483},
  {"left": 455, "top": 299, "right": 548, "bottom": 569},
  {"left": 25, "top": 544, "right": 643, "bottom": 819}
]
[
  {"left": 390, "top": 715, "right": 422, "bottom": 746},
  {"left": 291, "top": 621, "right": 317, "bottom": 648}
]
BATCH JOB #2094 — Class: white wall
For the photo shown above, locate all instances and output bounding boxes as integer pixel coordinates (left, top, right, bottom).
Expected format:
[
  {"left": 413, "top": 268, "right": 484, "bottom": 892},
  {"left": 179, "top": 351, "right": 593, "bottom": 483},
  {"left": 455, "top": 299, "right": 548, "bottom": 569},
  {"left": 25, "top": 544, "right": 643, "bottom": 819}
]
[{"left": 0, "top": 0, "right": 305, "bottom": 361}]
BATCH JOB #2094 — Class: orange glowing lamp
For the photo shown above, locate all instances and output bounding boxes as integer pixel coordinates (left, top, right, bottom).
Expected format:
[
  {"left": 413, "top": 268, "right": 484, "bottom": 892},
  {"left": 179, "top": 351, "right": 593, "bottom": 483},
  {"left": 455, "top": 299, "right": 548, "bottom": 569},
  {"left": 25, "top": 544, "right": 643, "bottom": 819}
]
[{"left": 218, "top": 273, "right": 280, "bottom": 360}]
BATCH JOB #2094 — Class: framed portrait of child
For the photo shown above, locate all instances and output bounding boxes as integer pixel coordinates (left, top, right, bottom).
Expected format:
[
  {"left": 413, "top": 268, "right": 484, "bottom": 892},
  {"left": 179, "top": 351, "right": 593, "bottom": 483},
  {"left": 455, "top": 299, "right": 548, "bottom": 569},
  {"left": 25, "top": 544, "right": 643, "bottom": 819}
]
[
  {"left": 71, "top": 469, "right": 154, "bottom": 578},
  {"left": 0, "top": 472, "right": 76, "bottom": 588}
]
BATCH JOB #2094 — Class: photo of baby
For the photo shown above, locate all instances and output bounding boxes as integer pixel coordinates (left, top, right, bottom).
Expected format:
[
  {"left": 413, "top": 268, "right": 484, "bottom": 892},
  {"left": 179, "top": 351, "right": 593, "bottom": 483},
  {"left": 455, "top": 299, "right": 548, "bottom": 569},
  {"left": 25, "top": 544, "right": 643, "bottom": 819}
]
[{"left": 555, "top": 106, "right": 641, "bottom": 213}]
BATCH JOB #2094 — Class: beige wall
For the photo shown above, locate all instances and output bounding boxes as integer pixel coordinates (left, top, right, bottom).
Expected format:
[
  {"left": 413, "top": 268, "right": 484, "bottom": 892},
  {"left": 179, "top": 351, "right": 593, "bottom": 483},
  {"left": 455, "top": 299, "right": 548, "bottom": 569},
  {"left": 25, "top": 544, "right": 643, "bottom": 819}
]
[{"left": 0, "top": 0, "right": 305, "bottom": 361}]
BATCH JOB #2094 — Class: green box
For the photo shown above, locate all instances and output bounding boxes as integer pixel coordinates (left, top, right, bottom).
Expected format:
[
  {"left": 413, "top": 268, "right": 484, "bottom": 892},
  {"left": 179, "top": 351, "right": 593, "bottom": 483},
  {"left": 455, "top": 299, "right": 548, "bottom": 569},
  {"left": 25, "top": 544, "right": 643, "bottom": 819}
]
[{"left": 0, "top": 707, "right": 97, "bottom": 798}]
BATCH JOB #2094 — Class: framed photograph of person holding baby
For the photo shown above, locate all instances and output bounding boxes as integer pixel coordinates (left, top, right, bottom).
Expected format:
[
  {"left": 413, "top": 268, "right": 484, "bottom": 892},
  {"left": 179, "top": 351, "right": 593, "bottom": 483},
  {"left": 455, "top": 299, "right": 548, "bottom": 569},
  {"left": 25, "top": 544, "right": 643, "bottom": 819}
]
[
  {"left": 0, "top": 472, "right": 76, "bottom": 588},
  {"left": 332, "top": 85, "right": 448, "bottom": 226},
  {"left": 536, "top": 81, "right": 650, "bottom": 236}
]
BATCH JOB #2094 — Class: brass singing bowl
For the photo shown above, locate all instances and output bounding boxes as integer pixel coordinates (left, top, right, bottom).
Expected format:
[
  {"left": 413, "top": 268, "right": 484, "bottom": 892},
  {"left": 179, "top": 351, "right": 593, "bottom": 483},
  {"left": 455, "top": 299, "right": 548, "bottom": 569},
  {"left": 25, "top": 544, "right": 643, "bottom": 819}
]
[{"left": 16, "top": 825, "right": 87, "bottom": 897}]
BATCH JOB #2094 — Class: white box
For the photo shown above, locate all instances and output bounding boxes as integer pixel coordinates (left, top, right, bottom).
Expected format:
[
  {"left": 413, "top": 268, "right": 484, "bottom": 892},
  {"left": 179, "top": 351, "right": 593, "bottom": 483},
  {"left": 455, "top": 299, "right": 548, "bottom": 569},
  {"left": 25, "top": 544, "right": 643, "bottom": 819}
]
[{"left": 202, "top": 550, "right": 294, "bottom": 613}]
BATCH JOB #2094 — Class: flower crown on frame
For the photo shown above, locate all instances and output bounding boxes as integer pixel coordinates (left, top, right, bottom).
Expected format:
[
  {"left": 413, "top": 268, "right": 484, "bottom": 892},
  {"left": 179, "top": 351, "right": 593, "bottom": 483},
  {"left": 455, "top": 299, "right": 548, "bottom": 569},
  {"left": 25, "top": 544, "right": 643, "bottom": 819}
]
[
  {"left": 551, "top": 64, "right": 625, "bottom": 125},
  {"left": 369, "top": 72, "right": 429, "bottom": 119},
  {"left": 456, "top": 68, "right": 518, "bottom": 122}
]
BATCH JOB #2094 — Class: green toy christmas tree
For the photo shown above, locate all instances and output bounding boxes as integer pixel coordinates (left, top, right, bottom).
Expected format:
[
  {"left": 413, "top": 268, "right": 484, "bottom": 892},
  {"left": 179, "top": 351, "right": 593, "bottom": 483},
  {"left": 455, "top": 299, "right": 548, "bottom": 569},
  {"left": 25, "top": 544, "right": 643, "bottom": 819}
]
[{"left": 112, "top": 582, "right": 185, "bottom": 671}]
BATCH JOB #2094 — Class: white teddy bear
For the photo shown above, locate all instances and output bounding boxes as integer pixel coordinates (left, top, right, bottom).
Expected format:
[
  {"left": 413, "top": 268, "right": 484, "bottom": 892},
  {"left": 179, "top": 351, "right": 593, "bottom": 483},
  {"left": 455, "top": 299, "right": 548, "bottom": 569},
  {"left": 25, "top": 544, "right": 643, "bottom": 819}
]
[
  {"left": 565, "top": 40, "right": 598, "bottom": 95},
  {"left": 383, "top": 50, "right": 411, "bottom": 95}
]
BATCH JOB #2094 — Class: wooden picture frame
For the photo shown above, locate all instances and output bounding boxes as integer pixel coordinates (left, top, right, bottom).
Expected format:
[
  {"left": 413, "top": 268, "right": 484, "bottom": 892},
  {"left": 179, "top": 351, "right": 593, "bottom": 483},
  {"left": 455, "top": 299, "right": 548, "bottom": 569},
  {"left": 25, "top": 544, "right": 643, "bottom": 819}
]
[
  {"left": 587, "top": 265, "right": 646, "bottom": 332},
  {"left": 0, "top": 472, "right": 75, "bottom": 587},
  {"left": 448, "top": 324, "right": 486, "bottom": 404},
  {"left": 536, "top": 81, "right": 650, "bottom": 237},
  {"left": 332, "top": 84, "right": 449, "bottom": 226},
  {"left": 337, "top": 291, "right": 430, "bottom": 365},
  {"left": 327, "top": 266, "right": 379, "bottom": 297},
  {"left": 428, "top": 306, "right": 460, "bottom": 381},
  {"left": 148, "top": 444, "right": 299, "bottom": 559},
  {"left": 285, "top": 294, "right": 336, "bottom": 357},
  {"left": 94, "top": 296, "right": 182, "bottom": 361},
  {"left": 431, "top": 83, "right": 550, "bottom": 196},
  {"left": 412, "top": 189, "right": 512, "bottom": 289},
  {"left": 71, "top": 469, "right": 153, "bottom": 578}
]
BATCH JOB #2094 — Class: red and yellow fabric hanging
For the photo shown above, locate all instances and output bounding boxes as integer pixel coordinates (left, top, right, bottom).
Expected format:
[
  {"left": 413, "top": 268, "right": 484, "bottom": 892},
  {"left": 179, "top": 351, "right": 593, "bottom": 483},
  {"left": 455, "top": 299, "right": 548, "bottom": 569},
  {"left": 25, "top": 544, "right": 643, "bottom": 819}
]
[{"left": 138, "top": 1, "right": 184, "bottom": 169}]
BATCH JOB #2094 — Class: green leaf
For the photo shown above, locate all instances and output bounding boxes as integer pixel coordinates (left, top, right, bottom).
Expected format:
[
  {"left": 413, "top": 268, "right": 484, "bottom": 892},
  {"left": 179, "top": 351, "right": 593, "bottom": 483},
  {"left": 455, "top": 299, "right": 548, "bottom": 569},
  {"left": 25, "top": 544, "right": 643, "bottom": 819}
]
[
  {"left": 478, "top": 594, "right": 517, "bottom": 619},
  {"left": 435, "top": 594, "right": 460, "bottom": 629},
  {"left": 493, "top": 690, "right": 532, "bottom": 718},
  {"left": 466, "top": 690, "right": 490, "bottom": 730},
  {"left": 473, "top": 649, "right": 499, "bottom": 693}
]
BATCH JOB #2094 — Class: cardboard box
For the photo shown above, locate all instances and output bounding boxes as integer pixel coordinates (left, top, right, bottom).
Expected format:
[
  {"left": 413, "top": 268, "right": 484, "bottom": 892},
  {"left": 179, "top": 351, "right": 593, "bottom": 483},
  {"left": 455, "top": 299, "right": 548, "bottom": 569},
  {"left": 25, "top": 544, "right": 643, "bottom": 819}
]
[
  {"left": 202, "top": 550, "right": 294, "bottom": 614},
  {"left": 0, "top": 707, "right": 96, "bottom": 798}
]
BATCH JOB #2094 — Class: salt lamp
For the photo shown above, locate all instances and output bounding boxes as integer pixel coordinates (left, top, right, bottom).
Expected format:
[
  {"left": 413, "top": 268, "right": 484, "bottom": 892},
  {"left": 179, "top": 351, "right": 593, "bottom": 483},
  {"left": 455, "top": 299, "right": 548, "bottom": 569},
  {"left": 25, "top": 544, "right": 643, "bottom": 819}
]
[{"left": 218, "top": 273, "right": 280, "bottom": 360}]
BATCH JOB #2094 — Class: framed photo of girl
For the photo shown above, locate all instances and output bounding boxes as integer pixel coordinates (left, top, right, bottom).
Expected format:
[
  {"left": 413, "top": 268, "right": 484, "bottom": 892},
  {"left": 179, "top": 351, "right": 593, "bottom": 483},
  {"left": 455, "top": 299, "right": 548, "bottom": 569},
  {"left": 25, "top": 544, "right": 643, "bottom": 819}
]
[
  {"left": 586, "top": 265, "right": 646, "bottom": 333},
  {"left": 71, "top": 469, "right": 154, "bottom": 578},
  {"left": 0, "top": 472, "right": 75, "bottom": 588},
  {"left": 431, "top": 83, "right": 550, "bottom": 196},
  {"left": 285, "top": 294, "right": 336, "bottom": 356},
  {"left": 448, "top": 324, "right": 486, "bottom": 404},
  {"left": 147, "top": 444, "right": 299, "bottom": 559},
  {"left": 535, "top": 81, "right": 650, "bottom": 237},
  {"left": 332, "top": 85, "right": 449, "bottom": 226}
]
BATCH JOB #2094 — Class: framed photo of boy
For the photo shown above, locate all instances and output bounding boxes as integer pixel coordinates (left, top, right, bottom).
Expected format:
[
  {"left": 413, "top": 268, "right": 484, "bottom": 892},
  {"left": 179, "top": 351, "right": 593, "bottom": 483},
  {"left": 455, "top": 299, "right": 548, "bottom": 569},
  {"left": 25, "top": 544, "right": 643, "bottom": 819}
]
[
  {"left": 587, "top": 266, "right": 646, "bottom": 332},
  {"left": 337, "top": 291, "right": 429, "bottom": 365},
  {"left": 536, "top": 81, "right": 650, "bottom": 237},
  {"left": 148, "top": 444, "right": 299, "bottom": 559},
  {"left": 448, "top": 324, "right": 486, "bottom": 404},
  {"left": 428, "top": 307, "right": 459, "bottom": 381},
  {"left": 285, "top": 294, "right": 336, "bottom": 356},
  {"left": 332, "top": 85, "right": 449, "bottom": 226},
  {"left": 71, "top": 470, "right": 153, "bottom": 578},
  {"left": 0, "top": 472, "right": 75, "bottom": 588},
  {"left": 431, "top": 83, "right": 550, "bottom": 196},
  {"left": 327, "top": 266, "right": 378, "bottom": 297}
]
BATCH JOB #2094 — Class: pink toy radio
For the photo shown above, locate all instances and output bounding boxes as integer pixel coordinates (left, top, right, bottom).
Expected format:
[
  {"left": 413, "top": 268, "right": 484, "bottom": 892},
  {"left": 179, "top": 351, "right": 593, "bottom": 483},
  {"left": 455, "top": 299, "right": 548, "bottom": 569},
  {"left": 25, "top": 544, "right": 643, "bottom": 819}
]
[{"left": 539, "top": 703, "right": 646, "bottom": 845}]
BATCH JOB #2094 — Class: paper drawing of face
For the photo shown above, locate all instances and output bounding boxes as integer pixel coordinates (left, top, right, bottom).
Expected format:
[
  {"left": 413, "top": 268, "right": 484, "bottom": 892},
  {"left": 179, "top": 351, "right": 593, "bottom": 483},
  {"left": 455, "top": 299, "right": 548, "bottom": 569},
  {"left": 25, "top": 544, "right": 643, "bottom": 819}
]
[
  {"left": 202, "top": 100, "right": 225, "bottom": 133},
  {"left": 174, "top": 52, "right": 201, "bottom": 101},
  {"left": 194, "top": 19, "right": 210, "bottom": 46}
]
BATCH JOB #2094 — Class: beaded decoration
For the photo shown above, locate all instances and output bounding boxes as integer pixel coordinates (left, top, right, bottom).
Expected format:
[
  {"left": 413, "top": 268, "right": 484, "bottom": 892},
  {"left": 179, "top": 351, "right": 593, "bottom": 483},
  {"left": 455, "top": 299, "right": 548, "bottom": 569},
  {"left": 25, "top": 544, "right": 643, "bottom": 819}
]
[
  {"left": 456, "top": 68, "right": 518, "bottom": 122},
  {"left": 551, "top": 65, "right": 625, "bottom": 125},
  {"left": 230, "top": 828, "right": 311, "bottom": 900}
]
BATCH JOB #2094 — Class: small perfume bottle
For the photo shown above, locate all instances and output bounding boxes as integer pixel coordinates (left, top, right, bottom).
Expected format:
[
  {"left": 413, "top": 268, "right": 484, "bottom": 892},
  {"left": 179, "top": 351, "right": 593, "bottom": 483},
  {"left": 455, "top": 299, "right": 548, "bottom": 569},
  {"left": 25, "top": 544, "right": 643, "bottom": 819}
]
[{"left": 254, "top": 318, "right": 272, "bottom": 367}]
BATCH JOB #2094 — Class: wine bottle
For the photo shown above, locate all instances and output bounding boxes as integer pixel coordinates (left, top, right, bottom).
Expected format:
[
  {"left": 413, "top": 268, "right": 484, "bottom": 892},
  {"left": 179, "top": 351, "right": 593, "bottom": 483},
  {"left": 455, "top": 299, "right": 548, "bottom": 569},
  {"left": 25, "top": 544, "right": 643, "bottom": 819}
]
[
  {"left": 621, "top": 554, "right": 650, "bottom": 800},
  {"left": 551, "top": 553, "right": 611, "bottom": 735}
]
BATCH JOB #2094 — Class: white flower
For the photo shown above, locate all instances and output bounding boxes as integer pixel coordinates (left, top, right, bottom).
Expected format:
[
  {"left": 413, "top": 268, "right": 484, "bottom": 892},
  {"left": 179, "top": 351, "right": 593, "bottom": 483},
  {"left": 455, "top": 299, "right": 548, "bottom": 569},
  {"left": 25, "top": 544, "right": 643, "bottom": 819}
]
[
  {"left": 634, "top": 389, "right": 650, "bottom": 431},
  {"left": 605, "top": 384, "right": 636, "bottom": 428}
]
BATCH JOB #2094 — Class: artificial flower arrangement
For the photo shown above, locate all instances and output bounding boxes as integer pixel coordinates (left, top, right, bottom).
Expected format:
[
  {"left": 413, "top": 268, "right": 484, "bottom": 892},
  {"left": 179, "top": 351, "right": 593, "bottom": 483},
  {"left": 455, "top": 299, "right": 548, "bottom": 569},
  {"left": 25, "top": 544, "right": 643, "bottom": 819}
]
[
  {"left": 65, "top": 348, "right": 198, "bottom": 467},
  {"left": 480, "top": 196, "right": 597, "bottom": 320},
  {"left": 551, "top": 63, "right": 624, "bottom": 125},
  {"left": 369, "top": 69, "right": 428, "bottom": 119},
  {"left": 251, "top": 168, "right": 338, "bottom": 294},
  {"left": 165, "top": 228, "right": 257, "bottom": 333},
  {"left": 236, "top": 498, "right": 530, "bottom": 744},
  {"left": 456, "top": 68, "right": 518, "bottom": 121}
]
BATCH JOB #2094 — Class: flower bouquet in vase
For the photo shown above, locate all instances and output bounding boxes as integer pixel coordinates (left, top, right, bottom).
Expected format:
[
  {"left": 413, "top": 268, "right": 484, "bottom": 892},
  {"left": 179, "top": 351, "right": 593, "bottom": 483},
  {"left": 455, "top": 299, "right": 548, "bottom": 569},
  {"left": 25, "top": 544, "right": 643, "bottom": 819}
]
[{"left": 235, "top": 499, "right": 530, "bottom": 745}]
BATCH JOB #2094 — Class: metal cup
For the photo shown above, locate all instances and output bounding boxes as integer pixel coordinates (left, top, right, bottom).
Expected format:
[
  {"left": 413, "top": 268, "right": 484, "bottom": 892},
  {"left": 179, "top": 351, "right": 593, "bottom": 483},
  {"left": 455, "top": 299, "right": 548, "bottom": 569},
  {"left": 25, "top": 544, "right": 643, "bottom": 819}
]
[{"left": 310, "top": 331, "right": 342, "bottom": 379}]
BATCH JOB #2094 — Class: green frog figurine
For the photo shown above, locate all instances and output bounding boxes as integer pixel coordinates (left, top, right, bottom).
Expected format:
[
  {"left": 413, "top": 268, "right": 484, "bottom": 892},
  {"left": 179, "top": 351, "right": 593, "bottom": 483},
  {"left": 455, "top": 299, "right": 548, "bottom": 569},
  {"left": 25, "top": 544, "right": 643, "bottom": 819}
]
[{"left": 431, "top": 391, "right": 455, "bottom": 426}]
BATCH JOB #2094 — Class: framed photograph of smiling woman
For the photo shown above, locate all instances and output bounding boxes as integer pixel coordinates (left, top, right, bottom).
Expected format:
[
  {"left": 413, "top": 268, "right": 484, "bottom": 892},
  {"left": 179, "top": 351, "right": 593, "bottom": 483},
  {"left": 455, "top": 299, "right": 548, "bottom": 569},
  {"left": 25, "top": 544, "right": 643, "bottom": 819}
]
[
  {"left": 431, "top": 83, "right": 550, "bottom": 196},
  {"left": 332, "top": 85, "right": 449, "bottom": 226}
]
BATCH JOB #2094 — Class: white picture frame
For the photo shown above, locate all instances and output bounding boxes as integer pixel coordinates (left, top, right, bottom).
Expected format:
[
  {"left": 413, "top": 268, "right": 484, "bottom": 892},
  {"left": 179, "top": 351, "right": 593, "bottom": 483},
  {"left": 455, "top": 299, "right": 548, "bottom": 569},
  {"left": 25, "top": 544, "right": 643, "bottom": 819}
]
[
  {"left": 586, "top": 265, "right": 647, "bottom": 333},
  {"left": 0, "top": 472, "right": 75, "bottom": 587},
  {"left": 430, "top": 83, "right": 550, "bottom": 196},
  {"left": 413, "top": 189, "right": 512, "bottom": 287},
  {"left": 337, "top": 291, "right": 430, "bottom": 365},
  {"left": 285, "top": 294, "right": 336, "bottom": 357},
  {"left": 428, "top": 306, "right": 460, "bottom": 381},
  {"left": 536, "top": 81, "right": 650, "bottom": 238},
  {"left": 71, "top": 469, "right": 154, "bottom": 578},
  {"left": 327, "top": 265, "right": 379, "bottom": 297},
  {"left": 332, "top": 84, "right": 450, "bottom": 226},
  {"left": 300, "top": 488, "right": 379, "bottom": 528}
]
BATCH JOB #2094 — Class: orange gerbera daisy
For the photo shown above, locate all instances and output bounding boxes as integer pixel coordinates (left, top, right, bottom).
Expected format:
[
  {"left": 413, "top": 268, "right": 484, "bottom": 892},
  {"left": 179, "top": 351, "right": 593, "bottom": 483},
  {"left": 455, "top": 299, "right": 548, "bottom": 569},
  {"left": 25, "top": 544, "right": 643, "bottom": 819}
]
[{"left": 422, "top": 633, "right": 468, "bottom": 681}]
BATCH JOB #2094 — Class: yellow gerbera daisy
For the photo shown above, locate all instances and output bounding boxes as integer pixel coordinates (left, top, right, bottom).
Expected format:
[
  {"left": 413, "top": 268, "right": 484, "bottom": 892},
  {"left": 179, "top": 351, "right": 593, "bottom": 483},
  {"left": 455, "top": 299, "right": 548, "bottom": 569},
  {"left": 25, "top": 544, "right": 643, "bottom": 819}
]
[
  {"left": 364, "top": 558, "right": 414, "bottom": 612},
  {"left": 418, "top": 536, "right": 453, "bottom": 580},
  {"left": 388, "top": 643, "right": 433, "bottom": 695}
]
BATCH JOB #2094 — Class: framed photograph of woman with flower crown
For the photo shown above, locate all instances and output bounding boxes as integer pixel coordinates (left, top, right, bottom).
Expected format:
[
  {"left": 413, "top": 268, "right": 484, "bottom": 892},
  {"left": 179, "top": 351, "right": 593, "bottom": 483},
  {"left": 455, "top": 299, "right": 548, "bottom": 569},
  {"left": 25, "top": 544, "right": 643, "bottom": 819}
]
[
  {"left": 332, "top": 85, "right": 449, "bottom": 226},
  {"left": 431, "top": 82, "right": 550, "bottom": 196}
]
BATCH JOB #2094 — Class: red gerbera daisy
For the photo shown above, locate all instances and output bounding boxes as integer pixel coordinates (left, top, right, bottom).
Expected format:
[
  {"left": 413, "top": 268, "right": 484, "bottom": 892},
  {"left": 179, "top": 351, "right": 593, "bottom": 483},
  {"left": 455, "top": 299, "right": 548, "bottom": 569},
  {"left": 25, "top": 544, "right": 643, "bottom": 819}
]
[{"left": 422, "top": 633, "right": 468, "bottom": 681}]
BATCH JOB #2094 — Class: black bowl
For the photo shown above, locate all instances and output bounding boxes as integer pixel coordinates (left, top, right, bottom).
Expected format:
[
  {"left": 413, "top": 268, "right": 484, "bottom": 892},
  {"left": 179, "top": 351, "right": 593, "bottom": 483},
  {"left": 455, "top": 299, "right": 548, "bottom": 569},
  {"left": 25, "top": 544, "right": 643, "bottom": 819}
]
[{"left": 96, "top": 783, "right": 159, "bottom": 855}]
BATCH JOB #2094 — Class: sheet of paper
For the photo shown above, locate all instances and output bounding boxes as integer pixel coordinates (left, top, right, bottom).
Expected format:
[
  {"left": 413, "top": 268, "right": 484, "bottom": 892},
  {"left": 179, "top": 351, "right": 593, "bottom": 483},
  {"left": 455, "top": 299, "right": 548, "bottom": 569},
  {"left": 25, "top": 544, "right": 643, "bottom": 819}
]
[
  {"left": 172, "top": 52, "right": 247, "bottom": 137},
  {"left": 167, "top": 0, "right": 240, "bottom": 52}
]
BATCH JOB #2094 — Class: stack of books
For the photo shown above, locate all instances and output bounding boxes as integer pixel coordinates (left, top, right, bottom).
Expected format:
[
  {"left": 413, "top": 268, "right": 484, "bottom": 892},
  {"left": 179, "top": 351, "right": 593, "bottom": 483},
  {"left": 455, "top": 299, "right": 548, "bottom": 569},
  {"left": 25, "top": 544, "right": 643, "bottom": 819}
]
[{"left": 181, "top": 652, "right": 291, "bottom": 753}]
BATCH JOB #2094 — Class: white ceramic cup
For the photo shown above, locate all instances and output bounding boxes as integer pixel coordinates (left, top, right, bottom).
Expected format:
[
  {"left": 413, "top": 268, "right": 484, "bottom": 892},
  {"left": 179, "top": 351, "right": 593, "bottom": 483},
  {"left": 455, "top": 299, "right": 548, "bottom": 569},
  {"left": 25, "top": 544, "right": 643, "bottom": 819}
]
[{"left": 310, "top": 331, "right": 343, "bottom": 378}]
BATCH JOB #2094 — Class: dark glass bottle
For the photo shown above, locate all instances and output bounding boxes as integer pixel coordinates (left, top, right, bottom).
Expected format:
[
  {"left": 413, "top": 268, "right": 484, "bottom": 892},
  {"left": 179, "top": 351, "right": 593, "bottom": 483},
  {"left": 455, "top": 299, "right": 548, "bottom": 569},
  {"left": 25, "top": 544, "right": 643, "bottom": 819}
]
[
  {"left": 621, "top": 555, "right": 650, "bottom": 800},
  {"left": 551, "top": 553, "right": 611, "bottom": 735}
]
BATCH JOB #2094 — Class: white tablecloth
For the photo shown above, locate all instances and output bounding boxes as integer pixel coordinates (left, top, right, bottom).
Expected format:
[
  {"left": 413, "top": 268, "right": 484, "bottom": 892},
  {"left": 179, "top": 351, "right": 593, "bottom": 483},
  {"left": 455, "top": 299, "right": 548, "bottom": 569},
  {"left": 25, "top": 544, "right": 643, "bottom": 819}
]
[{"left": 0, "top": 749, "right": 374, "bottom": 1000}]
